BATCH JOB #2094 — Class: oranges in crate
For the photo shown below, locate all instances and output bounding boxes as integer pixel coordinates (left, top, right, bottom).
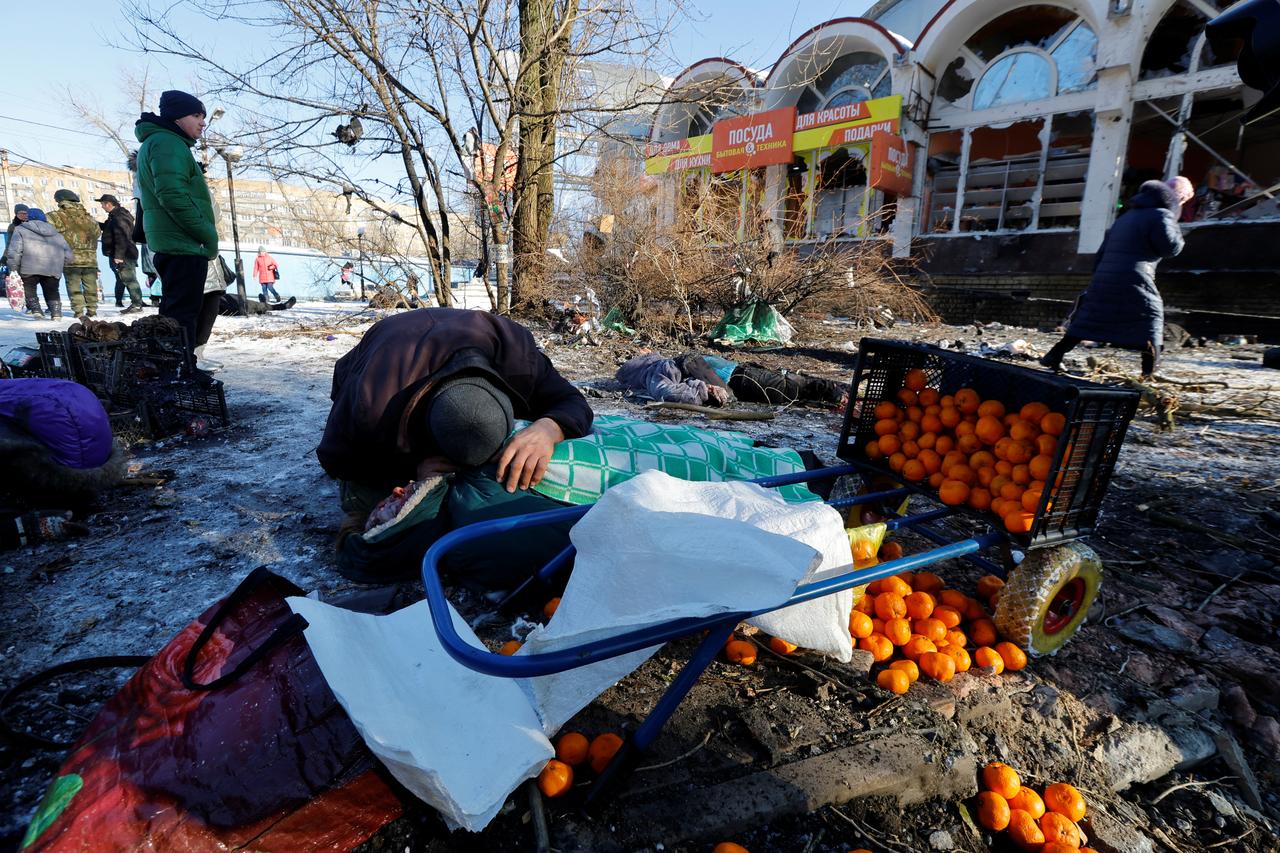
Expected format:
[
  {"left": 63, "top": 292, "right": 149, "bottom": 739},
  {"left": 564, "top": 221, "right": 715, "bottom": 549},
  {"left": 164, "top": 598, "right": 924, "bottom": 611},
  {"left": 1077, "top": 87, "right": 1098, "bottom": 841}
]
[{"left": 864, "top": 375, "right": 1067, "bottom": 536}]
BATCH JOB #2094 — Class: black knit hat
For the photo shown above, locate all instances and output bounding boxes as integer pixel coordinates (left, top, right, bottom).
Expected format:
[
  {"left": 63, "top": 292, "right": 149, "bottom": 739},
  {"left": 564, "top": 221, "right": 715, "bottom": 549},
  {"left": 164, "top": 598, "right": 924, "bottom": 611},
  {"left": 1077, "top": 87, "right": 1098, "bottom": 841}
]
[
  {"left": 423, "top": 376, "right": 514, "bottom": 467},
  {"left": 13, "top": 204, "right": 27, "bottom": 214},
  {"left": 159, "top": 90, "right": 207, "bottom": 121}
]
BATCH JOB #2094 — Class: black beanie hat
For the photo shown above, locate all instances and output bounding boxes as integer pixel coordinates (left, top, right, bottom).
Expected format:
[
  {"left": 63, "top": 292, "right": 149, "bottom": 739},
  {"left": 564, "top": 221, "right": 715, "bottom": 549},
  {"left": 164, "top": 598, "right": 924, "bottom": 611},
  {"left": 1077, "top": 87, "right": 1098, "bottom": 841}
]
[
  {"left": 424, "top": 376, "right": 514, "bottom": 467},
  {"left": 159, "top": 90, "right": 207, "bottom": 121}
]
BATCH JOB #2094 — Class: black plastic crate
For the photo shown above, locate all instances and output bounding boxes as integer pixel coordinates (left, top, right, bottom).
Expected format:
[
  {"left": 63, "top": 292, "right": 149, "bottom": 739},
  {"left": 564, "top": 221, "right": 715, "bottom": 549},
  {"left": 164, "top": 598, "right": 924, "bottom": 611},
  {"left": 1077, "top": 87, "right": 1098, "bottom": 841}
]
[
  {"left": 75, "top": 341, "right": 124, "bottom": 396},
  {"left": 108, "top": 403, "right": 152, "bottom": 446},
  {"left": 109, "top": 350, "right": 188, "bottom": 405},
  {"left": 35, "top": 331, "right": 80, "bottom": 381},
  {"left": 837, "top": 338, "right": 1140, "bottom": 549},
  {"left": 146, "top": 379, "right": 229, "bottom": 437}
]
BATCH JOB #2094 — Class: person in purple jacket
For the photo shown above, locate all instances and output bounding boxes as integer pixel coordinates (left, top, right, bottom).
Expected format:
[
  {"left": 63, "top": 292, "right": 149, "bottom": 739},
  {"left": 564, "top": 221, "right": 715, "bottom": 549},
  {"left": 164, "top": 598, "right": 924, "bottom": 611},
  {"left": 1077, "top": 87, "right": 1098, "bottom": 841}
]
[{"left": 0, "top": 379, "right": 126, "bottom": 548}]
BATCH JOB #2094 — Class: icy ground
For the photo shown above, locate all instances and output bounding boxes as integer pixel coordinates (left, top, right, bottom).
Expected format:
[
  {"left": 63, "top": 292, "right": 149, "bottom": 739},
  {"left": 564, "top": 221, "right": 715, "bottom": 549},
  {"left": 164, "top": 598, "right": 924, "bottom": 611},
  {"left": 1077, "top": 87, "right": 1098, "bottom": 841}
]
[{"left": 1, "top": 301, "right": 1278, "bottom": 850}]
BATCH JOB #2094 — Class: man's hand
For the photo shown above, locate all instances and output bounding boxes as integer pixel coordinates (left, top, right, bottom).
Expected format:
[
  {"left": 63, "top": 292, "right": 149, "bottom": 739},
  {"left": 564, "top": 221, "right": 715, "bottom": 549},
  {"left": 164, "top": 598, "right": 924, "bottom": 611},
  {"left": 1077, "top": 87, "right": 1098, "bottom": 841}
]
[{"left": 496, "top": 417, "right": 564, "bottom": 493}]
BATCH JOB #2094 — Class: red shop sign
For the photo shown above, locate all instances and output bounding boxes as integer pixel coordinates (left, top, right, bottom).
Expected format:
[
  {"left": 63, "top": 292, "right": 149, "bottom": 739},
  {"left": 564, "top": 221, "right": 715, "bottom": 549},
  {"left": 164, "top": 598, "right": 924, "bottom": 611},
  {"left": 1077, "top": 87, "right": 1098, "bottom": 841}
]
[
  {"left": 711, "top": 107, "right": 796, "bottom": 173},
  {"left": 869, "top": 131, "right": 913, "bottom": 195}
]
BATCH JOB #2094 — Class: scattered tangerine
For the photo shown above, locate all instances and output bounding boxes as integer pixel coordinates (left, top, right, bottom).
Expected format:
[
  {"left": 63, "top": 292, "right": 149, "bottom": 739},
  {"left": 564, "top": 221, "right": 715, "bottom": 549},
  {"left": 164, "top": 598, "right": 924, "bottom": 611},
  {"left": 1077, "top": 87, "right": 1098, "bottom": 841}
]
[
  {"left": 1043, "top": 782, "right": 1087, "bottom": 821},
  {"left": 876, "top": 667, "right": 910, "bottom": 695},
  {"left": 919, "top": 650, "right": 956, "bottom": 682},
  {"left": 890, "top": 659, "right": 920, "bottom": 683},
  {"left": 905, "top": 591, "right": 936, "bottom": 619},
  {"left": 1040, "top": 811, "right": 1082, "bottom": 847},
  {"left": 1007, "top": 808, "right": 1046, "bottom": 851},
  {"left": 499, "top": 640, "right": 522, "bottom": 656},
  {"left": 976, "top": 790, "right": 1012, "bottom": 831},
  {"left": 769, "top": 636, "right": 798, "bottom": 655},
  {"left": 982, "top": 761, "right": 1022, "bottom": 799},
  {"left": 537, "top": 759, "right": 574, "bottom": 798},
  {"left": 588, "top": 733, "right": 624, "bottom": 774},
  {"left": 555, "top": 732, "right": 590, "bottom": 766},
  {"left": 973, "top": 646, "right": 1005, "bottom": 673},
  {"left": 859, "top": 633, "right": 894, "bottom": 662},
  {"left": 995, "top": 641, "right": 1029, "bottom": 671},
  {"left": 1008, "top": 787, "right": 1046, "bottom": 819},
  {"left": 969, "top": 618, "right": 998, "bottom": 647},
  {"left": 933, "top": 604, "right": 963, "bottom": 629},
  {"left": 724, "top": 639, "right": 757, "bottom": 665}
]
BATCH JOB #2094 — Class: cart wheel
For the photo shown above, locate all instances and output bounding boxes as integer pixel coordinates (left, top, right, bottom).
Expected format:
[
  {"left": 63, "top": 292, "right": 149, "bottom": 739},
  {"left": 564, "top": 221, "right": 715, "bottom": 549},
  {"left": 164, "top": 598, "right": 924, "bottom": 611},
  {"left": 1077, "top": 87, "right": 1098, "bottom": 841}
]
[{"left": 993, "top": 542, "right": 1102, "bottom": 656}]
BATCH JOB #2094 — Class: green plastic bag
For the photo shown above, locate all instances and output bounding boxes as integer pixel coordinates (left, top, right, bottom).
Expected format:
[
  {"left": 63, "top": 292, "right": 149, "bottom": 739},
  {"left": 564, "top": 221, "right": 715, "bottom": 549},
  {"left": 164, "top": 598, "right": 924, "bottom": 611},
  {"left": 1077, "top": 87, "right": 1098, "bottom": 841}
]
[
  {"left": 601, "top": 307, "right": 636, "bottom": 336},
  {"left": 710, "top": 301, "right": 794, "bottom": 345}
]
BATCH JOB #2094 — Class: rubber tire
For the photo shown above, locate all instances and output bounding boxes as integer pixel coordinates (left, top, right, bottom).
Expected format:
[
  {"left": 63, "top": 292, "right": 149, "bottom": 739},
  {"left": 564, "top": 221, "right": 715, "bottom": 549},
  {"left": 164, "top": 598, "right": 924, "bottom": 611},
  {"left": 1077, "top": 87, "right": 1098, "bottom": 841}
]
[{"left": 993, "top": 542, "right": 1103, "bottom": 656}]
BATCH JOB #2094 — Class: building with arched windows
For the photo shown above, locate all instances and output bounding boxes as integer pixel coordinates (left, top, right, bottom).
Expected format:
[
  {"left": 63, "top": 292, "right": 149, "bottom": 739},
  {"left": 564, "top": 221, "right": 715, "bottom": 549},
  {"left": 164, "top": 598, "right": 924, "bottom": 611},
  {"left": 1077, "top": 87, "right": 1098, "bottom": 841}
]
[{"left": 642, "top": 0, "right": 1280, "bottom": 329}]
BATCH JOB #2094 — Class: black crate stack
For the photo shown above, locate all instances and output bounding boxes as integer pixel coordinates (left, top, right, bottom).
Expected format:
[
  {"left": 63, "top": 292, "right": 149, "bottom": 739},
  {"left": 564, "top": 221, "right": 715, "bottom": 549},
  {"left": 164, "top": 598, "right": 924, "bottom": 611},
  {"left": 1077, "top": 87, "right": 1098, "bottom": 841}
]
[{"left": 35, "top": 329, "right": 228, "bottom": 442}]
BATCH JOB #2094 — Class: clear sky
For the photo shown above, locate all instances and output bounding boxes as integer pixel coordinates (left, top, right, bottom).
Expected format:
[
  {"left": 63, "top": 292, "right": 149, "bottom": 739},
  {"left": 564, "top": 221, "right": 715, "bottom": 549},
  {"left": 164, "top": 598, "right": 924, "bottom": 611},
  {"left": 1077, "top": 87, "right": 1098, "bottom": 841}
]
[{"left": 0, "top": 0, "right": 873, "bottom": 173}]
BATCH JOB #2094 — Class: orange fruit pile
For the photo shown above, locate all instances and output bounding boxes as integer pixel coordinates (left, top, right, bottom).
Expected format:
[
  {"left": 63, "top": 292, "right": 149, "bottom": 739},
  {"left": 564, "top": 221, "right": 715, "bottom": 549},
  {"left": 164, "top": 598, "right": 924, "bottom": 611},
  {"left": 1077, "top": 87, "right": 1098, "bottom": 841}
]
[
  {"left": 976, "top": 762, "right": 1095, "bottom": 851},
  {"left": 848, "top": 564, "right": 1027, "bottom": 695},
  {"left": 539, "top": 730, "right": 627, "bottom": 796},
  {"left": 863, "top": 369, "right": 1067, "bottom": 534}
]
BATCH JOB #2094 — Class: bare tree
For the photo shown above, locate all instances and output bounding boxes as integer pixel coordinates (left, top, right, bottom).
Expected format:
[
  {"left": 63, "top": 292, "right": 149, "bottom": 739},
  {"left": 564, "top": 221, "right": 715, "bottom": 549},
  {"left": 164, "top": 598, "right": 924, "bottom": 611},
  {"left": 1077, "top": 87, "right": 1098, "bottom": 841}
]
[
  {"left": 64, "top": 68, "right": 158, "bottom": 162},
  {"left": 124, "top": 0, "right": 676, "bottom": 312},
  {"left": 571, "top": 161, "right": 934, "bottom": 339}
]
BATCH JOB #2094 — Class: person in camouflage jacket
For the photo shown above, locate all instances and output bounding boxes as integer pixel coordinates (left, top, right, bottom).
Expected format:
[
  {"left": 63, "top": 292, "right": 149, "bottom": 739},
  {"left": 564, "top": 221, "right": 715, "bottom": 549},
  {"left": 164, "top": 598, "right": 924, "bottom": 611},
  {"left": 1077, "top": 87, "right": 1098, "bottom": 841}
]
[{"left": 48, "top": 189, "right": 101, "bottom": 317}]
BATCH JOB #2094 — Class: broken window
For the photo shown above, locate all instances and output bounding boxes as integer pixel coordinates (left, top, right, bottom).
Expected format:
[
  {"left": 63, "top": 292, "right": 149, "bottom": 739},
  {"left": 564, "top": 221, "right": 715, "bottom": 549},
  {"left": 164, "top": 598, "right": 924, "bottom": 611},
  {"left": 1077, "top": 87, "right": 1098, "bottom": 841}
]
[
  {"left": 796, "top": 51, "right": 890, "bottom": 114},
  {"left": 961, "top": 120, "right": 1045, "bottom": 232},
  {"left": 782, "top": 155, "right": 811, "bottom": 240},
  {"left": 1038, "top": 111, "right": 1092, "bottom": 229},
  {"left": 812, "top": 147, "right": 869, "bottom": 239},
  {"left": 925, "top": 130, "right": 964, "bottom": 232},
  {"left": 1133, "top": 91, "right": 1280, "bottom": 222},
  {"left": 1140, "top": 0, "right": 1241, "bottom": 79},
  {"left": 925, "top": 112, "right": 1093, "bottom": 234},
  {"left": 973, "top": 52, "right": 1053, "bottom": 109},
  {"left": 938, "top": 7, "right": 1097, "bottom": 108}
]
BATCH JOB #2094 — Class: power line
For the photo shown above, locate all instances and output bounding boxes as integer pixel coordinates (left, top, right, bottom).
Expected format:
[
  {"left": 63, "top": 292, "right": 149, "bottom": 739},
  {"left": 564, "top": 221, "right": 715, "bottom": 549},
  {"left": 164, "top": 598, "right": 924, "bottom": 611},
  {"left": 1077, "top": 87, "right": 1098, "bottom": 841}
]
[
  {"left": 0, "top": 113, "right": 116, "bottom": 141},
  {"left": 3, "top": 149, "right": 131, "bottom": 192}
]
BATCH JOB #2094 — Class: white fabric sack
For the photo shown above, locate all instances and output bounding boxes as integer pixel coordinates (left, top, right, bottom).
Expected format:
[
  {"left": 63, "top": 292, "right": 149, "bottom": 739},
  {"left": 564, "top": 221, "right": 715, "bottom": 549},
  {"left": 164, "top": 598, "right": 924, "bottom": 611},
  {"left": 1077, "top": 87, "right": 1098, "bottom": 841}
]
[
  {"left": 519, "top": 470, "right": 830, "bottom": 733},
  {"left": 286, "top": 597, "right": 553, "bottom": 831},
  {"left": 289, "top": 471, "right": 850, "bottom": 831}
]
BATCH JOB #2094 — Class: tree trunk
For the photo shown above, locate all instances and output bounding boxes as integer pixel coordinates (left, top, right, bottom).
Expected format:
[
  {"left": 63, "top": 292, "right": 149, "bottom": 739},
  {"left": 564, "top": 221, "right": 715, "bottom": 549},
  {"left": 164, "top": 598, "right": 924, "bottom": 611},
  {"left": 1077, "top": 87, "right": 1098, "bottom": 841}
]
[{"left": 512, "top": 0, "right": 575, "bottom": 309}]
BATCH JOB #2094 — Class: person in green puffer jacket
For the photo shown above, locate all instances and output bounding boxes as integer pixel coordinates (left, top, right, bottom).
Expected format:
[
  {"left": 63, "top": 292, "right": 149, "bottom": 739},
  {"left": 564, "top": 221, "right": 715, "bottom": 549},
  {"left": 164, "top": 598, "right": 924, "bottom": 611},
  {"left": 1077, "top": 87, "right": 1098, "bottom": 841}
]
[
  {"left": 134, "top": 90, "right": 218, "bottom": 362},
  {"left": 47, "top": 190, "right": 102, "bottom": 318}
]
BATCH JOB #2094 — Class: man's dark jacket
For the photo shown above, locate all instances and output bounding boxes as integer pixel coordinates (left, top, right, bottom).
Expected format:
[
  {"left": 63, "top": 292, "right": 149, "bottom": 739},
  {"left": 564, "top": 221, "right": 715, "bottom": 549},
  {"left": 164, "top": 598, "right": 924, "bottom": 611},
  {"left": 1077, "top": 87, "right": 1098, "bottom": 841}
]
[
  {"left": 317, "top": 308, "right": 594, "bottom": 490},
  {"left": 100, "top": 206, "right": 139, "bottom": 263}
]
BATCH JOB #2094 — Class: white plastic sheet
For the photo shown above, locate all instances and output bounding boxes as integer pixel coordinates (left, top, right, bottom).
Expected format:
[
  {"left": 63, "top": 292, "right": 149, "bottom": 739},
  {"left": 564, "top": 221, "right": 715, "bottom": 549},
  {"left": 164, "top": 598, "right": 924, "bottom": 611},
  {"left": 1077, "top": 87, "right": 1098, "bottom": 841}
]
[
  {"left": 289, "top": 471, "right": 854, "bottom": 831},
  {"left": 520, "top": 471, "right": 837, "bottom": 733}
]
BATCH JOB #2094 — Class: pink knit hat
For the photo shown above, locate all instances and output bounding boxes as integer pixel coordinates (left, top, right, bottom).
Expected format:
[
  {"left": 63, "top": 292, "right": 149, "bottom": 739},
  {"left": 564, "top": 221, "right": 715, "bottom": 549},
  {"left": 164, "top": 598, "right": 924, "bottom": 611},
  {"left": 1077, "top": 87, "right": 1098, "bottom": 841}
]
[{"left": 1167, "top": 176, "right": 1195, "bottom": 204}]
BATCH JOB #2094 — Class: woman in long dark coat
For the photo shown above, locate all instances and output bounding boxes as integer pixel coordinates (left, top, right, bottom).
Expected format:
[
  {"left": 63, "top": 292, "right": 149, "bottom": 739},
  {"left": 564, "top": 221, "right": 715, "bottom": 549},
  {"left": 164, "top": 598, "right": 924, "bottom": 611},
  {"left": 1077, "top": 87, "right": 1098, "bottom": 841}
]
[{"left": 1041, "top": 177, "right": 1193, "bottom": 378}]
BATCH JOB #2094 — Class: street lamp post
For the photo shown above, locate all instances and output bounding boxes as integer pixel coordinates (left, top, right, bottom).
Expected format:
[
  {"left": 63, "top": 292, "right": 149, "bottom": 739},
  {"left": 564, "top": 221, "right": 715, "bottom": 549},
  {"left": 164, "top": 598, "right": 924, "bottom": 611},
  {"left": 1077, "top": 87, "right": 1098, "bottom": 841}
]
[
  {"left": 217, "top": 146, "right": 249, "bottom": 314},
  {"left": 357, "top": 226, "right": 367, "bottom": 300}
]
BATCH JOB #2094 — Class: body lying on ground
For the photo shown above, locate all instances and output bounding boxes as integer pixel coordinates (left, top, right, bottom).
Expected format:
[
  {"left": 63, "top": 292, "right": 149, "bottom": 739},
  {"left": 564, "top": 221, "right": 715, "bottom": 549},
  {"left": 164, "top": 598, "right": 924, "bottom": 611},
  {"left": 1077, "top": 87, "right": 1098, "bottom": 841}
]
[
  {"left": 616, "top": 351, "right": 847, "bottom": 410},
  {"left": 218, "top": 292, "right": 297, "bottom": 316}
]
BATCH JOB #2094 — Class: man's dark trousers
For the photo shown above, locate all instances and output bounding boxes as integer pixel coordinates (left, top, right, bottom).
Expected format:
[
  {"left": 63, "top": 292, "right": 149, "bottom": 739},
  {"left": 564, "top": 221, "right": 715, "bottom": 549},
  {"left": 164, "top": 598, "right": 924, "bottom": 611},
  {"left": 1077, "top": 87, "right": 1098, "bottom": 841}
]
[{"left": 154, "top": 252, "right": 206, "bottom": 359}]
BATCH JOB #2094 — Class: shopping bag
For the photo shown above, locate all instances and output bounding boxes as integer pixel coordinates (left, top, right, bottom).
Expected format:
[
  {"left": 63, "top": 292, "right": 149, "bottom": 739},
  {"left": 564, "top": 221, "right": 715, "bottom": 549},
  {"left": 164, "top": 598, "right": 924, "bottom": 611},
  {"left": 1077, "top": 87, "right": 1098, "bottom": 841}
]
[
  {"left": 6, "top": 272, "right": 23, "bottom": 310},
  {"left": 19, "top": 568, "right": 403, "bottom": 852}
]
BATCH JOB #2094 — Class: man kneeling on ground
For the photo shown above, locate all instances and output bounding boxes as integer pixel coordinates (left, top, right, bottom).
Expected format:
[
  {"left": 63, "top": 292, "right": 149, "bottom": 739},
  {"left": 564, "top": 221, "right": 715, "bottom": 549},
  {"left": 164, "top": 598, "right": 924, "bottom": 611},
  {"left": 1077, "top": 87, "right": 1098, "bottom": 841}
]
[{"left": 316, "top": 307, "right": 593, "bottom": 585}]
